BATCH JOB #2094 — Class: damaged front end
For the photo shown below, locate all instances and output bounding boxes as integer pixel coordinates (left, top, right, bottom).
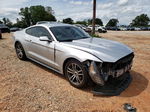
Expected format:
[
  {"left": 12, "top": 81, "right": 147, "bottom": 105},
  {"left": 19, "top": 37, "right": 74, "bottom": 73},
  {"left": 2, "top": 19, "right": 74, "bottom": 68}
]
[{"left": 88, "top": 53, "right": 134, "bottom": 95}]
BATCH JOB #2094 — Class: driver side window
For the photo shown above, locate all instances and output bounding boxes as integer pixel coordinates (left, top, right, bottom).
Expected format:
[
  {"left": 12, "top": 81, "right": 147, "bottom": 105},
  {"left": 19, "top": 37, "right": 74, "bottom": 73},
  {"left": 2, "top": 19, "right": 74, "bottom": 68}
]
[
  {"left": 26, "top": 26, "right": 53, "bottom": 40},
  {"left": 36, "top": 27, "right": 52, "bottom": 40}
]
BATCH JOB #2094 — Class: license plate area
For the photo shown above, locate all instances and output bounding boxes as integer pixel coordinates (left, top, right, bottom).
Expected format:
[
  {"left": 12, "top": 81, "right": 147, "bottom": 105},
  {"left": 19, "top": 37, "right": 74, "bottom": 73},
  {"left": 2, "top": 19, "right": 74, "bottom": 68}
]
[{"left": 115, "top": 63, "right": 132, "bottom": 77}]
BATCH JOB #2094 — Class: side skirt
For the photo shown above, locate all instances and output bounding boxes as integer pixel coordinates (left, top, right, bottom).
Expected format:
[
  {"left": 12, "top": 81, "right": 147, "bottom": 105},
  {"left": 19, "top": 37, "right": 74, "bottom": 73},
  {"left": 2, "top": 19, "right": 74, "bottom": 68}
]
[{"left": 28, "top": 57, "right": 62, "bottom": 75}]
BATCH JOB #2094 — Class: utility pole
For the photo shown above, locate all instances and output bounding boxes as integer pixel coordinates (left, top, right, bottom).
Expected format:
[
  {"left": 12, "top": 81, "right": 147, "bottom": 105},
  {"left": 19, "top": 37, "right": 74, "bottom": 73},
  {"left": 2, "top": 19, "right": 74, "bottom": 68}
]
[{"left": 92, "top": 0, "right": 96, "bottom": 35}]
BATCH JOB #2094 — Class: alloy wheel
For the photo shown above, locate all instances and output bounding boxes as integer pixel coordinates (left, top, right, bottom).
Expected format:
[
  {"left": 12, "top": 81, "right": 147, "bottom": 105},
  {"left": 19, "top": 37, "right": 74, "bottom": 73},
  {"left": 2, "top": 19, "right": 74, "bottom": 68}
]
[
  {"left": 16, "top": 43, "right": 24, "bottom": 59},
  {"left": 66, "top": 63, "right": 84, "bottom": 86}
]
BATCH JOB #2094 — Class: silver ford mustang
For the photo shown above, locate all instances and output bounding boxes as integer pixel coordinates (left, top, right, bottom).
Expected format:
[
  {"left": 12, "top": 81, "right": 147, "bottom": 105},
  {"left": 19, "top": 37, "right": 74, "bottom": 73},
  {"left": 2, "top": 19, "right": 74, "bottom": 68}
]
[{"left": 12, "top": 22, "right": 134, "bottom": 89}]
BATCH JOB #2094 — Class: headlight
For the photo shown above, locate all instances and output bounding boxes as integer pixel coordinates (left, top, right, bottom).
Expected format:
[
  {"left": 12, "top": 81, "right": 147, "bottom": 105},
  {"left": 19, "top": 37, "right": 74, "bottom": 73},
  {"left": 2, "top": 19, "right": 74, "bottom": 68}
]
[{"left": 89, "top": 61, "right": 104, "bottom": 85}]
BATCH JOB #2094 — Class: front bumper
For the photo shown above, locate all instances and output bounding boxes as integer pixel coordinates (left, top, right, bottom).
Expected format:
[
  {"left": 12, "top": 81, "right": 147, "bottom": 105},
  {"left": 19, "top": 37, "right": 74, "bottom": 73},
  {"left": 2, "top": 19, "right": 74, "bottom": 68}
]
[
  {"left": 89, "top": 53, "right": 134, "bottom": 85},
  {"left": 92, "top": 72, "right": 132, "bottom": 96}
]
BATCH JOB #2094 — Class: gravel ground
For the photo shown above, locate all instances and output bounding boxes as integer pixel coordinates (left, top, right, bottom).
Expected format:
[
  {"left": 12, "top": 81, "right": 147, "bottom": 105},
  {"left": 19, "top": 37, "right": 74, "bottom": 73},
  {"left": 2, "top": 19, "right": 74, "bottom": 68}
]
[{"left": 0, "top": 31, "right": 150, "bottom": 112}]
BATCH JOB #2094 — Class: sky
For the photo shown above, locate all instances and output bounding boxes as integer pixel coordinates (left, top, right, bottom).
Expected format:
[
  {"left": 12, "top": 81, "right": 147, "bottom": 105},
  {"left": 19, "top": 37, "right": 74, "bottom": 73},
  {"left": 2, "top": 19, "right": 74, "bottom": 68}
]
[{"left": 0, "top": 0, "right": 150, "bottom": 25}]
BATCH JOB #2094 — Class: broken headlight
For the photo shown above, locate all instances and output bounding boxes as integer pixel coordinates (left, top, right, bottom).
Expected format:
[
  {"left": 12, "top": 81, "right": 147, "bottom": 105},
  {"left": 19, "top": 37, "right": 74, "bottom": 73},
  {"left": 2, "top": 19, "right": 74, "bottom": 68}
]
[{"left": 89, "top": 61, "right": 105, "bottom": 85}]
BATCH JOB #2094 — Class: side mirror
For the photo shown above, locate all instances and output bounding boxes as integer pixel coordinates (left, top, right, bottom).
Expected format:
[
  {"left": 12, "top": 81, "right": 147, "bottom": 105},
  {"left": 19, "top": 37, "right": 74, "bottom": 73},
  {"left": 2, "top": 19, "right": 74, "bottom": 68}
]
[{"left": 39, "top": 36, "right": 52, "bottom": 42}]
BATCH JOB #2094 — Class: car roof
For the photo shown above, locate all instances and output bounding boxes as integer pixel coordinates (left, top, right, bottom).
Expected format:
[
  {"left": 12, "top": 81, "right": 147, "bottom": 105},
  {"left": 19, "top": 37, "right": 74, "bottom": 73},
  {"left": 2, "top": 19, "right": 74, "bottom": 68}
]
[{"left": 36, "top": 22, "right": 72, "bottom": 28}]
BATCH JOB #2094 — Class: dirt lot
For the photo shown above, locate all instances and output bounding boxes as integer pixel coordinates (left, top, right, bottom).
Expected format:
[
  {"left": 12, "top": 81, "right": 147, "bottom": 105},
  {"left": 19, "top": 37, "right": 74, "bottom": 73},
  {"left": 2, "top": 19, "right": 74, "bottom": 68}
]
[{"left": 0, "top": 31, "right": 150, "bottom": 112}]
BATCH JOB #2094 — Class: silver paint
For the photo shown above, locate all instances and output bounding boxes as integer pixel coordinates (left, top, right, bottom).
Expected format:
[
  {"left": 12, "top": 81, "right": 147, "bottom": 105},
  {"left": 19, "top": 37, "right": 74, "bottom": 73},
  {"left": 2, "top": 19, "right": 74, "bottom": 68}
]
[{"left": 12, "top": 22, "right": 134, "bottom": 84}]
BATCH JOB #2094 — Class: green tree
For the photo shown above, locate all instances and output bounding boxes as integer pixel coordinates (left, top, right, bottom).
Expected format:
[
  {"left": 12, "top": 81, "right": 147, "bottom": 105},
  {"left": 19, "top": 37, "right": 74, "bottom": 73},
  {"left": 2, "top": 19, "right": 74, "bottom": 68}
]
[
  {"left": 2, "top": 18, "right": 7, "bottom": 24},
  {"left": 63, "top": 18, "right": 74, "bottom": 24},
  {"left": 19, "top": 7, "right": 31, "bottom": 26},
  {"left": 2, "top": 18, "right": 13, "bottom": 27},
  {"left": 0, "top": 20, "right": 3, "bottom": 24},
  {"left": 130, "top": 14, "right": 150, "bottom": 27},
  {"left": 19, "top": 5, "right": 56, "bottom": 27},
  {"left": 13, "top": 18, "right": 27, "bottom": 28},
  {"left": 106, "top": 19, "right": 119, "bottom": 27},
  {"left": 6, "top": 18, "right": 13, "bottom": 27},
  {"left": 88, "top": 18, "right": 103, "bottom": 26},
  {"left": 30, "top": 5, "right": 56, "bottom": 25},
  {"left": 75, "top": 21, "right": 87, "bottom": 25},
  {"left": 45, "top": 6, "right": 54, "bottom": 15}
]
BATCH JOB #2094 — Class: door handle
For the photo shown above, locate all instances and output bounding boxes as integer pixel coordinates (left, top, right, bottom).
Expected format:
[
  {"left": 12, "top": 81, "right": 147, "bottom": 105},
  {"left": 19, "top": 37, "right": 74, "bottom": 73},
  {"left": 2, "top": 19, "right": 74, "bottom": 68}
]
[
  {"left": 29, "top": 40, "right": 33, "bottom": 42},
  {"left": 25, "top": 39, "right": 32, "bottom": 42}
]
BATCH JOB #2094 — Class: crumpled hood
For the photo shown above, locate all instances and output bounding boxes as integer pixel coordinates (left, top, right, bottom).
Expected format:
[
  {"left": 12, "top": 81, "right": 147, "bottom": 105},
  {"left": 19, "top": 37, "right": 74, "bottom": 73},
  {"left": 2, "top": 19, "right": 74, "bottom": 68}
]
[{"left": 62, "top": 38, "right": 133, "bottom": 62}]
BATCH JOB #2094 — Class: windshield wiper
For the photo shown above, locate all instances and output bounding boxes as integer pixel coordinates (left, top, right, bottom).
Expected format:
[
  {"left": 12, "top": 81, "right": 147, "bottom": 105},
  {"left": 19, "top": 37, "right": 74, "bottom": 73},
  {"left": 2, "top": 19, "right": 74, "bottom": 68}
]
[
  {"left": 60, "top": 39, "right": 73, "bottom": 42},
  {"left": 80, "top": 36, "right": 90, "bottom": 39},
  {"left": 59, "top": 36, "right": 89, "bottom": 42}
]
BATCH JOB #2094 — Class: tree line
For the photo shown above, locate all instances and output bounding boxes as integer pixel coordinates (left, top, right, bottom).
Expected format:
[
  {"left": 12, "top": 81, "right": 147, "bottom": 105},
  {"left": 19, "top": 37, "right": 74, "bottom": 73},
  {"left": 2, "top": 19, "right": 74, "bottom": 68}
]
[
  {"left": 0, "top": 5, "right": 150, "bottom": 28},
  {"left": 0, "top": 5, "right": 56, "bottom": 28},
  {"left": 63, "top": 14, "right": 150, "bottom": 27}
]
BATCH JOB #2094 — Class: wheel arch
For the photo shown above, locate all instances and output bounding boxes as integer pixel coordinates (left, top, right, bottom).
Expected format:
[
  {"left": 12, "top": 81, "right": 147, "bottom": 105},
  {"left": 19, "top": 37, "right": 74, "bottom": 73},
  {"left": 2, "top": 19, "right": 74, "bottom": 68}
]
[
  {"left": 62, "top": 57, "right": 96, "bottom": 74},
  {"left": 14, "top": 40, "right": 28, "bottom": 58},
  {"left": 62, "top": 57, "right": 95, "bottom": 88},
  {"left": 61, "top": 51, "right": 102, "bottom": 75},
  {"left": 63, "top": 57, "right": 80, "bottom": 75},
  {"left": 14, "top": 41, "right": 21, "bottom": 47}
]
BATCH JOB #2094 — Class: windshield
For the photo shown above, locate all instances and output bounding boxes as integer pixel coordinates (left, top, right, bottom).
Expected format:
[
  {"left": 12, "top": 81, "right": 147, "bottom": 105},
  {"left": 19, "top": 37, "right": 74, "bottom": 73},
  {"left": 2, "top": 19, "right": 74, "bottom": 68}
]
[{"left": 50, "top": 26, "right": 90, "bottom": 42}]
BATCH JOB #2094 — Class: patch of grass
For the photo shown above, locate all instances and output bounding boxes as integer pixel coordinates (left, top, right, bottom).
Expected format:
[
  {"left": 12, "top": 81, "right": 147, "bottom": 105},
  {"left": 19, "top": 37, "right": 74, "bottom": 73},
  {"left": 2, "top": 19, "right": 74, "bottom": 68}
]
[{"left": 90, "top": 34, "right": 101, "bottom": 38}]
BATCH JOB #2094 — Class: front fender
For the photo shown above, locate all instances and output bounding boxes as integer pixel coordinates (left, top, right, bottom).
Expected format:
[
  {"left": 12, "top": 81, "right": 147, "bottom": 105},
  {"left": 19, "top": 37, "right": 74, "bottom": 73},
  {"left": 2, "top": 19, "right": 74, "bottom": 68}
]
[
  {"left": 56, "top": 45, "right": 102, "bottom": 74},
  {"left": 67, "top": 50, "right": 102, "bottom": 63}
]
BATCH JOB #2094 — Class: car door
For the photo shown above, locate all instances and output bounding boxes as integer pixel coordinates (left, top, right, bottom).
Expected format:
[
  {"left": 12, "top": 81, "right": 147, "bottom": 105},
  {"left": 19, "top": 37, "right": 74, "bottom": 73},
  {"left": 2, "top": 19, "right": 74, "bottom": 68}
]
[{"left": 25, "top": 26, "right": 57, "bottom": 69}]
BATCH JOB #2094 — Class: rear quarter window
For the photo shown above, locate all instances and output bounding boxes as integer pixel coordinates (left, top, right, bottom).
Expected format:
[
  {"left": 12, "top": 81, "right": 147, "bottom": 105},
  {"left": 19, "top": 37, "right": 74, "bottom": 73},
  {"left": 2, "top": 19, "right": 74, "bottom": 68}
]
[{"left": 26, "top": 27, "right": 39, "bottom": 37}]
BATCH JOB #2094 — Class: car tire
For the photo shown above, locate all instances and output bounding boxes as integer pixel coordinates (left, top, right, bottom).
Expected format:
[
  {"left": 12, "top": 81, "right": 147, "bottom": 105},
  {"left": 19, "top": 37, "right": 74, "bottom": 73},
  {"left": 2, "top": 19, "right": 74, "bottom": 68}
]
[
  {"left": 0, "top": 32, "right": 2, "bottom": 39},
  {"left": 15, "top": 42, "right": 27, "bottom": 60},
  {"left": 103, "top": 31, "right": 107, "bottom": 33},
  {"left": 65, "top": 59, "right": 89, "bottom": 88},
  {"left": 98, "top": 29, "right": 102, "bottom": 33}
]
